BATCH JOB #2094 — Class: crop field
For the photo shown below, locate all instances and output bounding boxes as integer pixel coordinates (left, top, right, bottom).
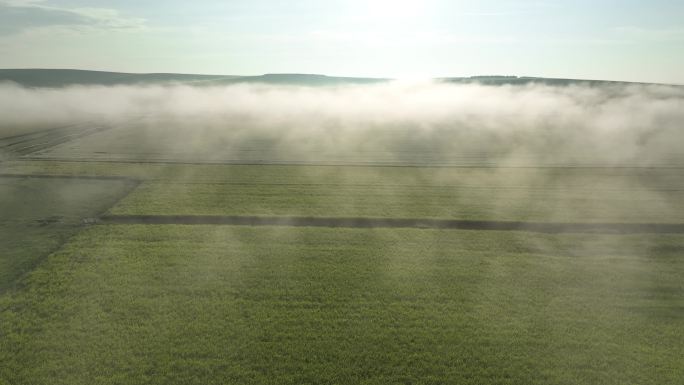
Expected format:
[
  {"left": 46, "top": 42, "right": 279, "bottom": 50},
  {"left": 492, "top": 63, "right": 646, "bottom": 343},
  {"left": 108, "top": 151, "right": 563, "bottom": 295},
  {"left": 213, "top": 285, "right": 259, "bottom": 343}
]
[
  {"left": 1, "top": 153, "right": 683, "bottom": 384},
  {"left": 3, "top": 159, "right": 683, "bottom": 223},
  {"left": 109, "top": 179, "right": 684, "bottom": 223},
  {"left": 1, "top": 81, "right": 684, "bottom": 384},
  {"left": 0, "top": 121, "right": 92, "bottom": 140},
  {"left": 23, "top": 121, "right": 508, "bottom": 166},
  {"left": 0, "top": 175, "right": 136, "bottom": 291},
  {"left": 26, "top": 118, "right": 684, "bottom": 167},
  {"left": 1, "top": 225, "right": 683, "bottom": 385},
  {"left": 0, "top": 124, "right": 54, "bottom": 139}
]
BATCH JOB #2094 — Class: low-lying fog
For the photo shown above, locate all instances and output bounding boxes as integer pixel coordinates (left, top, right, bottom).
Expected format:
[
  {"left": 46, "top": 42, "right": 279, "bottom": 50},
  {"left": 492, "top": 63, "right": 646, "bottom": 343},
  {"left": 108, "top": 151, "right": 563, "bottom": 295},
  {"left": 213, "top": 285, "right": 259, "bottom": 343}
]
[{"left": 1, "top": 81, "right": 683, "bottom": 166}]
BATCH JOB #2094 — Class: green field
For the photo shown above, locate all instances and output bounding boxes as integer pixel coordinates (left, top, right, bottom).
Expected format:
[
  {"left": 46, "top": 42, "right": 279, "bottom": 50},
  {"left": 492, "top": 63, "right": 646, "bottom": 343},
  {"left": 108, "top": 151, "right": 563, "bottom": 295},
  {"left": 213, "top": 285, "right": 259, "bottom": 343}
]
[
  {"left": 2, "top": 225, "right": 683, "bottom": 385},
  {"left": 3, "top": 160, "right": 683, "bottom": 223},
  {"left": 30, "top": 118, "right": 681, "bottom": 168},
  {"left": 110, "top": 180, "right": 684, "bottom": 223},
  {"left": 0, "top": 176, "right": 135, "bottom": 291},
  {"left": 0, "top": 124, "right": 59, "bottom": 139},
  {"left": 1, "top": 111, "right": 684, "bottom": 385}
]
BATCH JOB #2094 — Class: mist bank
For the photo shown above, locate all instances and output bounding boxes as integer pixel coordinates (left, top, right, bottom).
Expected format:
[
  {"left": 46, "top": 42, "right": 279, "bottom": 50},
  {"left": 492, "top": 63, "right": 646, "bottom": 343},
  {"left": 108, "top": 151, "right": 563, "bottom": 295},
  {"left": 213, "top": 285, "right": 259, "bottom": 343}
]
[{"left": 1, "top": 81, "right": 683, "bottom": 167}]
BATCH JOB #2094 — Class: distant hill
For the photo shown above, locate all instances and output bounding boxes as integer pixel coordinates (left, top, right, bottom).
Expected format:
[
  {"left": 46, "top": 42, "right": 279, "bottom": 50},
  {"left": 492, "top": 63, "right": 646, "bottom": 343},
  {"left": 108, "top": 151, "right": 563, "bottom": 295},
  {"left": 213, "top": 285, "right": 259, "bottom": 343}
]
[
  {"left": 0, "top": 69, "right": 388, "bottom": 88},
  {"left": 0, "top": 69, "right": 239, "bottom": 87},
  {"left": 232, "top": 73, "right": 389, "bottom": 86},
  {"left": 0, "top": 69, "right": 673, "bottom": 88},
  {"left": 437, "top": 76, "right": 660, "bottom": 87}
]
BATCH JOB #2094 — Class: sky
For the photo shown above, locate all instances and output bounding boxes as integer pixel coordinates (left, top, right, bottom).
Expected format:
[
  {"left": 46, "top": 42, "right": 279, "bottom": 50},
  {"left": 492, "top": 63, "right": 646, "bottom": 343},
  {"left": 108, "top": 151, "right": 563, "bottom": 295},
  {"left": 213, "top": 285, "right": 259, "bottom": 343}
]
[{"left": 1, "top": 0, "right": 683, "bottom": 83}]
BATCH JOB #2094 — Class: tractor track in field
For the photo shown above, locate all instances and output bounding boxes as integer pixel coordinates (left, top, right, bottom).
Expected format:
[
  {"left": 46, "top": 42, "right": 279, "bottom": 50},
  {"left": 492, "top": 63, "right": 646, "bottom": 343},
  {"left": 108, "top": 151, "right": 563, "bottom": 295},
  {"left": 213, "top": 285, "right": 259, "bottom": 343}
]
[
  {"left": 0, "top": 173, "right": 139, "bottom": 182},
  {"left": 97, "top": 215, "right": 684, "bottom": 234},
  {"left": 15, "top": 156, "right": 684, "bottom": 169},
  {"left": 0, "top": 123, "right": 114, "bottom": 157}
]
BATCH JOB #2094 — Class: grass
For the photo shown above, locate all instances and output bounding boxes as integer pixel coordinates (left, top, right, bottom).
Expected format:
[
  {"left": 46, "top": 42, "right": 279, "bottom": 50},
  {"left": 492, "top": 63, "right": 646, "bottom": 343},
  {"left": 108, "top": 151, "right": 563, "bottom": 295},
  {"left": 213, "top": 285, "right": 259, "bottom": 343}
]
[
  {"left": 0, "top": 176, "right": 135, "bottom": 290},
  {"left": 110, "top": 180, "right": 684, "bottom": 223},
  {"left": 22, "top": 120, "right": 684, "bottom": 168},
  {"left": 23, "top": 122, "right": 508, "bottom": 165},
  {"left": 1, "top": 158, "right": 683, "bottom": 384},
  {"left": 4, "top": 160, "right": 684, "bottom": 223},
  {"left": 0, "top": 124, "right": 59, "bottom": 140},
  {"left": 1, "top": 225, "right": 683, "bottom": 384},
  {"left": 1, "top": 78, "right": 683, "bottom": 385},
  {"left": 5, "top": 159, "right": 684, "bottom": 185}
]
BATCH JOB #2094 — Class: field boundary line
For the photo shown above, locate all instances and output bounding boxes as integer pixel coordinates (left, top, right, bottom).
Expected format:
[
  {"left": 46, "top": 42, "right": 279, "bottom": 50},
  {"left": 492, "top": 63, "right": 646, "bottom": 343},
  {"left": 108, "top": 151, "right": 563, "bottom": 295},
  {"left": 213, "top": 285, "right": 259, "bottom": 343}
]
[
  {"left": 16, "top": 157, "right": 684, "bottom": 169},
  {"left": 97, "top": 215, "right": 684, "bottom": 234}
]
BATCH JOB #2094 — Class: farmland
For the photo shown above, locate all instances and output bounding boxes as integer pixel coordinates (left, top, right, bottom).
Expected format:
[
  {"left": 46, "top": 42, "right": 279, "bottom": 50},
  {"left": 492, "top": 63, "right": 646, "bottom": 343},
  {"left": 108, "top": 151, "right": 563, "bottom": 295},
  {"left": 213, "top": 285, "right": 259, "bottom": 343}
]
[
  {"left": 0, "top": 175, "right": 136, "bottom": 291},
  {"left": 109, "top": 178, "right": 684, "bottom": 223},
  {"left": 1, "top": 226, "right": 683, "bottom": 385},
  {"left": 1, "top": 78, "right": 684, "bottom": 384},
  {"left": 3, "top": 160, "right": 683, "bottom": 223},
  {"left": 1, "top": 155, "right": 683, "bottom": 384}
]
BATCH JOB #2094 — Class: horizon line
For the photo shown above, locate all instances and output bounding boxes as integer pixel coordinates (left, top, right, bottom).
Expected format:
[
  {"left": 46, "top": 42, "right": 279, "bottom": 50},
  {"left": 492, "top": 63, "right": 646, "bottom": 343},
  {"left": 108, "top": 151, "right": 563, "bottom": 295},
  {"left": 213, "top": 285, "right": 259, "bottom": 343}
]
[{"left": 1, "top": 67, "right": 682, "bottom": 87}]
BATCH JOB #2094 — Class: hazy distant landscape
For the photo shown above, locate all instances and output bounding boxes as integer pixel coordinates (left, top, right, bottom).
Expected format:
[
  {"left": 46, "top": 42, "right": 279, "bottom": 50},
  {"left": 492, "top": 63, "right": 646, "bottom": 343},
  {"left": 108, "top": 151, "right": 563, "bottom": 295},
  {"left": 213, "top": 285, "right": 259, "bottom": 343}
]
[
  {"left": 0, "top": 67, "right": 683, "bottom": 384},
  {"left": 0, "top": 68, "right": 664, "bottom": 88}
]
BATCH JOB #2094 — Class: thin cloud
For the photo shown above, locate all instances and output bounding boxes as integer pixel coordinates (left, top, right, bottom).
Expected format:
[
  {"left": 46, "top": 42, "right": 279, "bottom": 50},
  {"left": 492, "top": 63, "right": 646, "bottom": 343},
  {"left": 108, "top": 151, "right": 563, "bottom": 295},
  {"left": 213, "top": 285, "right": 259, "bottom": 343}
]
[{"left": 0, "top": 0, "right": 146, "bottom": 36}]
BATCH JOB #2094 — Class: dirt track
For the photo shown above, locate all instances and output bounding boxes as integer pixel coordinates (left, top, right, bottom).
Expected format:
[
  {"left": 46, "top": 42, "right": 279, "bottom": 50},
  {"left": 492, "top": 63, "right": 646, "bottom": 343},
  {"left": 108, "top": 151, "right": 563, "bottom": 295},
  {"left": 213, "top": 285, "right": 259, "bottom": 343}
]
[
  {"left": 0, "top": 173, "right": 138, "bottom": 182},
  {"left": 98, "top": 215, "right": 684, "bottom": 234}
]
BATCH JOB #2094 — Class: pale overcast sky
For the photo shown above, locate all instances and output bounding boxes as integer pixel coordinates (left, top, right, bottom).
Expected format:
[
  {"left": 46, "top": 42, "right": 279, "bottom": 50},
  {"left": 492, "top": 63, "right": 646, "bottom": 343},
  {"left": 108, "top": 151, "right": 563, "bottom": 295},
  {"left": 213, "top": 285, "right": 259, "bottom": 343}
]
[{"left": 1, "top": 0, "right": 683, "bottom": 83}]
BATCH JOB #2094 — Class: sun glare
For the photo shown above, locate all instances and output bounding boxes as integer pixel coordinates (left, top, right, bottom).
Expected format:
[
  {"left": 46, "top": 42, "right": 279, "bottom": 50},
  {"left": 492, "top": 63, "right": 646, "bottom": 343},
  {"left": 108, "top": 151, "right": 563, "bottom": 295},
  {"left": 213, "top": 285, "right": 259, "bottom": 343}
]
[{"left": 362, "top": 0, "right": 429, "bottom": 24}]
